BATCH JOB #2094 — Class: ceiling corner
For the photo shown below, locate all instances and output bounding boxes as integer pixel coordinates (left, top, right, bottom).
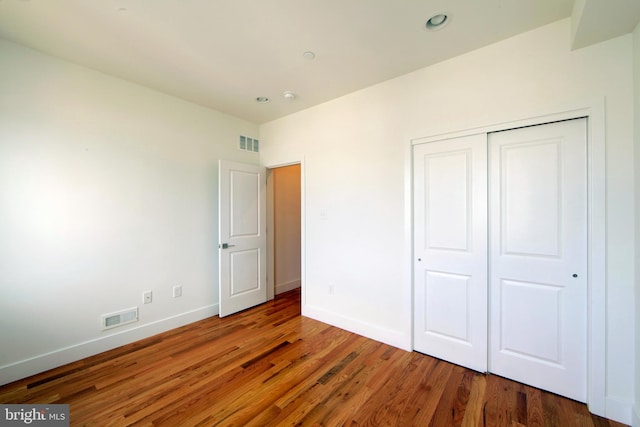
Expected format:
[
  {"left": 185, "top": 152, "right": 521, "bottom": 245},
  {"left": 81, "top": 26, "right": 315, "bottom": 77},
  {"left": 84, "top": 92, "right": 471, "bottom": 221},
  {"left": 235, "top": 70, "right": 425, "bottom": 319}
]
[{"left": 571, "top": 0, "right": 640, "bottom": 50}]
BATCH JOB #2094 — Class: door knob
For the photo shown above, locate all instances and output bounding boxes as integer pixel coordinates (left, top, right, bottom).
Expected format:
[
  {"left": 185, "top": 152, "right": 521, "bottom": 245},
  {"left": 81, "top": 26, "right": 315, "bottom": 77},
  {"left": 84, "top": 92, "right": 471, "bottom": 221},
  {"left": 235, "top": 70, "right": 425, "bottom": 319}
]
[{"left": 572, "top": 274, "right": 578, "bottom": 278}]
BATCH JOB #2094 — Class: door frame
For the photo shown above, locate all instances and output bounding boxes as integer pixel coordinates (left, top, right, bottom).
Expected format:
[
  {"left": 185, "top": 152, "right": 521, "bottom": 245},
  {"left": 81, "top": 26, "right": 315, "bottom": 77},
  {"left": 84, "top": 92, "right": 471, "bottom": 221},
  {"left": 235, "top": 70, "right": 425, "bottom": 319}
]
[
  {"left": 408, "top": 98, "right": 606, "bottom": 416},
  {"left": 265, "top": 160, "right": 305, "bottom": 305}
]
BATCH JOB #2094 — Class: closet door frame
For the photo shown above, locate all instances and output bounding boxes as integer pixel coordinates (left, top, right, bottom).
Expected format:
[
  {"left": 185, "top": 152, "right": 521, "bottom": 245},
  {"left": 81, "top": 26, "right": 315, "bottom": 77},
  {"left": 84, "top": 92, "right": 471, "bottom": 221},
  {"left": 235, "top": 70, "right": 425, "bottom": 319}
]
[{"left": 409, "top": 99, "right": 606, "bottom": 417}]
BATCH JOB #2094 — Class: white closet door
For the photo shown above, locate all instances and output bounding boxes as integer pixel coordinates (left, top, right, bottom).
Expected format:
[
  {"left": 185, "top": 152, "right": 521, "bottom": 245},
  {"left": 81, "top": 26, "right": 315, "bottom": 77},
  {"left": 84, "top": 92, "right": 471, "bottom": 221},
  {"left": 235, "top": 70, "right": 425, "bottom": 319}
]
[
  {"left": 413, "top": 134, "right": 488, "bottom": 372},
  {"left": 488, "top": 118, "right": 587, "bottom": 402}
]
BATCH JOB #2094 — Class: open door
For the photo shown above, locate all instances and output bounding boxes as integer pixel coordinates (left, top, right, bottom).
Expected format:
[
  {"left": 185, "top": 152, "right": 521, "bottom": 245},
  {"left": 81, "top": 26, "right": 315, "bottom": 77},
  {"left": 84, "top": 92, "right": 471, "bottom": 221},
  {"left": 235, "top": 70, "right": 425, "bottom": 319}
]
[{"left": 218, "top": 160, "right": 267, "bottom": 317}]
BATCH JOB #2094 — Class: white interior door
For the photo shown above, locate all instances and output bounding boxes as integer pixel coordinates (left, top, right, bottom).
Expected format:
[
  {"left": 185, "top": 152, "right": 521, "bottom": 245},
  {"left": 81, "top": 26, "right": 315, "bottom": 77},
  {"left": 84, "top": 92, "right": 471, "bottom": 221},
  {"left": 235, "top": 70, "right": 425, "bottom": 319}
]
[
  {"left": 218, "top": 160, "right": 267, "bottom": 317},
  {"left": 488, "top": 118, "right": 587, "bottom": 402},
  {"left": 413, "top": 134, "right": 488, "bottom": 372}
]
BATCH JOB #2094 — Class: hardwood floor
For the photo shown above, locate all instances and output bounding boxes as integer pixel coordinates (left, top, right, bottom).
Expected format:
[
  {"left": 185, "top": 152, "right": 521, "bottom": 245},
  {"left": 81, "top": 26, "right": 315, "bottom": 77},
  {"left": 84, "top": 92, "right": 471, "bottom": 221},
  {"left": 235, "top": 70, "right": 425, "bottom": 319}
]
[{"left": 0, "top": 289, "right": 627, "bottom": 426}]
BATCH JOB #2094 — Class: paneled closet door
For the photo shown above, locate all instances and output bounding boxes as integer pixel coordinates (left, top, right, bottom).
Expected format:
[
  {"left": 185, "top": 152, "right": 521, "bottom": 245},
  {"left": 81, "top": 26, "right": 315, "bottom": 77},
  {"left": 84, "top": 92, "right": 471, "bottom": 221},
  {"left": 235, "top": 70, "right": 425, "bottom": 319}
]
[
  {"left": 488, "top": 118, "right": 588, "bottom": 402},
  {"left": 413, "top": 134, "right": 488, "bottom": 372}
]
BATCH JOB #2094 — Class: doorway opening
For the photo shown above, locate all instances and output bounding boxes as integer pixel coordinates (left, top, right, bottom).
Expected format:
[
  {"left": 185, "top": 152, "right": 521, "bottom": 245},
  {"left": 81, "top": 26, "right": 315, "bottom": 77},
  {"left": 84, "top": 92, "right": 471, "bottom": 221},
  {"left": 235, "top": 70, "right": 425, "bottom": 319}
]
[{"left": 267, "top": 163, "right": 302, "bottom": 301}]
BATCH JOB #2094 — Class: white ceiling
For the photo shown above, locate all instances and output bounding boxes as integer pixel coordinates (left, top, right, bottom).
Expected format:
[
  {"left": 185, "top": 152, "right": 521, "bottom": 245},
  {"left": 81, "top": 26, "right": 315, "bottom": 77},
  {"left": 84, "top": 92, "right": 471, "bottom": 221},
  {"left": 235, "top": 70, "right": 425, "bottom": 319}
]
[{"left": 0, "top": 0, "right": 638, "bottom": 124}]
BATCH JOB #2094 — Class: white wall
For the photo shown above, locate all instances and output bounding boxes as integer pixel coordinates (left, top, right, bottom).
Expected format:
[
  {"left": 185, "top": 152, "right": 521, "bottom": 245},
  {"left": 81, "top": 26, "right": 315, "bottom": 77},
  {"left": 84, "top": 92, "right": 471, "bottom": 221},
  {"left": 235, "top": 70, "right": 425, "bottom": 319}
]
[
  {"left": 0, "top": 39, "right": 259, "bottom": 385},
  {"left": 260, "top": 19, "right": 635, "bottom": 424},
  {"left": 633, "top": 20, "right": 640, "bottom": 427}
]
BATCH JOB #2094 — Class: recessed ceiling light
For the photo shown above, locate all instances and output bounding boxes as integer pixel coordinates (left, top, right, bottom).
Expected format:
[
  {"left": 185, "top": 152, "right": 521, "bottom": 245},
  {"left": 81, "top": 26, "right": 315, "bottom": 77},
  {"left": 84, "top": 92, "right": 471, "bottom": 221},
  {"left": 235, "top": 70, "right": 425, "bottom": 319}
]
[
  {"left": 303, "top": 51, "right": 316, "bottom": 60},
  {"left": 283, "top": 91, "right": 296, "bottom": 100},
  {"left": 425, "top": 13, "right": 449, "bottom": 31},
  {"left": 256, "top": 96, "right": 270, "bottom": 104}
]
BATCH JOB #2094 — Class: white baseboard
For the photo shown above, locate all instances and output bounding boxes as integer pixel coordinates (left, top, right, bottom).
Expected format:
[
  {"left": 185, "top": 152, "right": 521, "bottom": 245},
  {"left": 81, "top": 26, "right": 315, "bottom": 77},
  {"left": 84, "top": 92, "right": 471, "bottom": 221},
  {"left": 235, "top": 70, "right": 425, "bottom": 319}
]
[
  {"left": 605, "top": 396, "right": 632, "bottom": 425},
  {"left": 302, "top": 304, "right": 411, "bottom": 351},
  {"left": 0, "top": 304, "right": 219, "bottom": 386},
  {"left": 632, "top": 403, "right": 639, "bottom": 427},
  {"left": 275, "top": 279, "right": 301, "bottom": 295}
]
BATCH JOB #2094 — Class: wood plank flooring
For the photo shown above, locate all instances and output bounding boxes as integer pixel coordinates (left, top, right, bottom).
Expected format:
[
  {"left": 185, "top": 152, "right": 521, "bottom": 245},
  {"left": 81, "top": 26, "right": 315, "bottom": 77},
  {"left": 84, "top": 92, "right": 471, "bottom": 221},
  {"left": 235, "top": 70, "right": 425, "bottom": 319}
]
[{"left": 0, "top": 289, "right": 627, "bottom": 426}]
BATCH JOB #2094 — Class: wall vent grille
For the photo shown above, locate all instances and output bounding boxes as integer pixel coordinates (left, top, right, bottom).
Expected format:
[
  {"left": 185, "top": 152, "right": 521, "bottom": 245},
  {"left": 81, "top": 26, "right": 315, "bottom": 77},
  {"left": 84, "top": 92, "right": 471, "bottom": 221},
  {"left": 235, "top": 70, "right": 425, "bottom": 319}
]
[
  {"left": 101, "top": 307, "right": 138, "bottom": 331},
  {"left": 239, "top": 135, "right": 259, "bottom": 153}
]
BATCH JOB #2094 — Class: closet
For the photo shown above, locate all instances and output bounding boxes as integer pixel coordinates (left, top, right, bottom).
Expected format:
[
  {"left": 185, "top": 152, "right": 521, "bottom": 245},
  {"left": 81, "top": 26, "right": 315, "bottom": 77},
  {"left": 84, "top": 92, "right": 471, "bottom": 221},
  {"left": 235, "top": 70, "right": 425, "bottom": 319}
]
[{"left": 413, "top": 118, "right": 587, "bottom": 402}]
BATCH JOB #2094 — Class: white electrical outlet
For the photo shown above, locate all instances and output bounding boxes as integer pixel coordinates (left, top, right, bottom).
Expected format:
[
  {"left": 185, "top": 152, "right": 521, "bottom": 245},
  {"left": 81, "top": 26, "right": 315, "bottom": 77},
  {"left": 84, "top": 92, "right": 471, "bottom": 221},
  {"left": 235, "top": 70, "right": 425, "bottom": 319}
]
[
  {"left": 173, "top": 285, "right": 182, "bottom": 298},
  {"left": 143, "top": 290, "right": 152, "bottom": 304}
]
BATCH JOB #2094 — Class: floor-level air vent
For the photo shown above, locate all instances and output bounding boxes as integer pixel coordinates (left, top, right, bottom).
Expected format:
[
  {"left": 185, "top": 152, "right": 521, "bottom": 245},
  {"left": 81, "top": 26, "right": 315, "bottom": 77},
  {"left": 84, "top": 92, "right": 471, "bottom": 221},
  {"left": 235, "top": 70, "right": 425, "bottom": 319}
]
[
  {"left": 101, "top": 307, "right": 138, "bottom": 331},
  {"left": 239, "top": 135, "right": 259, "bottom": 153}
]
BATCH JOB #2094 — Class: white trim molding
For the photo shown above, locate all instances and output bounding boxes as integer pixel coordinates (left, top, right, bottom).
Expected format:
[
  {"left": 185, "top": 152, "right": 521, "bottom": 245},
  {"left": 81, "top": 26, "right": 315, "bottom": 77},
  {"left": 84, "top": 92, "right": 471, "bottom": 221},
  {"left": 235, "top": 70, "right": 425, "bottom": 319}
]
[
  {"left": 605, "top": 396, "right": 633, "bottom": 425},
  {"left": 0, "top": 304, "right": 218, "bottom": 387},
  {"left": 276, "top": 279, "right": 301, "bottom": 295},
  {"left": 302, "top": 304, "right": 412, "bottom": 351}
]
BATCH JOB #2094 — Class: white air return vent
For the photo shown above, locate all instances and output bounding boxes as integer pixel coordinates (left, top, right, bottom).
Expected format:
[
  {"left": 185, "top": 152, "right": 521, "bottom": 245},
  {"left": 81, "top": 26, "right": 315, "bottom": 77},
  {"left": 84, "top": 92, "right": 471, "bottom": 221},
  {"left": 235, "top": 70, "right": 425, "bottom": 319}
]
[
  {"left": 239, "top": 135, "right": 259, "bottom": 153},
  {"left": 101, "top": 307, "right": 138, "bottom": 331}
]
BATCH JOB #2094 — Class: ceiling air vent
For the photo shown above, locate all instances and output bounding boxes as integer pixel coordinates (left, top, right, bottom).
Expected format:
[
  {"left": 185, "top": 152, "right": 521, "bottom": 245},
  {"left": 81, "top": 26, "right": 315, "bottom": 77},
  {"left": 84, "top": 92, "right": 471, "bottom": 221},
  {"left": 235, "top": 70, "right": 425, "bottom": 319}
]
[
  {"left": 239, "top": 135, "right": 259, "bottom": 153},
  {"left": 101, "top": 307, "right": 138, "bottom": 331}
]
